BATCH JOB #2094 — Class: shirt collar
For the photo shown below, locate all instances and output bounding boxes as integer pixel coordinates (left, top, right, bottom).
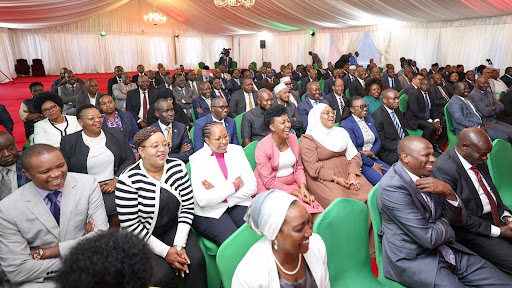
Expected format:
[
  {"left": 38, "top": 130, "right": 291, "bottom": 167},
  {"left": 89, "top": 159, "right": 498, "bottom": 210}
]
[
  {"left": 455, "top": 149, "right": 473, "bottom": 170},
  {"left": 158, "top": 120, "right": 172, "bottom": 131},
  {"left": 5, "top": 163, "right": 16, "bottom": 172},
  {"left": 201, "top": 96, "right": 211, "bottom": 102},
  {"left": 308, "top": 97, "right": 318, "bottom": 106},
  {"left": 403, "top": 166, "right": 420, "bottom": 182},
  {"left": 352, "top": 114, "right": 365, "bottom": 123},
  {"left": 35, "top": 186, "right": 63, "bottom": 201},
  {"left": 383, "top": 105, "right": 394, "bottom": 114},
  {"left": 211, "top": 115, "right": 225, "bottom": 125}
]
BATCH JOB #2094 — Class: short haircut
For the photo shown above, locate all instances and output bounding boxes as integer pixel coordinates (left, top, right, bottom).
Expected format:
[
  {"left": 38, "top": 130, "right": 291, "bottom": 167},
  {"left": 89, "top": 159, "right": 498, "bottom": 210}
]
[
  {"left": 201, "top": 121, "right": 224, "bottom": 141},
  {"left": 154, "top": 98, "right": 172, "bottom": 111},
  {"left": 364, "top": 77, "right": 384, "bottom": 96},
  {"left": 97, "top": 93, "right": 113, "bottom": 104},
  {"left": 20, "top": 144, "right": 59, "bottom": 171},
  {"left": 57, "top": 230, "right": 153, "bottom": 288},
  {"left": 264, "top": 104, "right": 287, "bottom": 127},
  {"left": 32, "top": 92, "right": 64, "bottom": 114},
  {"left": 76, "top": 104, "right": 98, "bottom": 119},
  {"left": 29, "top": 82, "right": 43, "bottom": 92},
  {"left": 412, "top": 74, "right": 423, "bottom": 81},
  {"left": 505, "top": 67, "right": 512, "bottom": 74}
]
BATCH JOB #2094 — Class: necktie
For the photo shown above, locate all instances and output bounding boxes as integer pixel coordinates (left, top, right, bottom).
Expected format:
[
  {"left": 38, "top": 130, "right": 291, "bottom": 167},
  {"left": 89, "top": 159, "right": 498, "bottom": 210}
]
[
  {"left": 248, "top": 94, "right": 254, "bottom": 109},
  {"left": 438, "top": 86, "right": 450, "bottom": 102},
  {"left": 125, "top": 85, "right": 129, "bottom": 92},
  {"left": 470, "top": 166, "right": 500, "bottom": 226},
  {"left": 390, "top": 111, "right": 405, "bottom": 139},
  {"left": 180, "top": 88, "right": 185, "bottom": 99},
  {"left": 165, "top": 127, "right": 173, "bottom": 149},
  {"left": 142, "top": 91, "right": 148, "bottom": 122},
  {"left": 0, "top": 167, "right": 12, "bottom": 201},
  {"left": 71, "top": 85, "right": 75, "bottom": 94},
  {"left": 422, "top": 192, "right": 456, "bottom": 265},
  {"left": 338, "top": 97, "right": 345, "bottom": 113},
  {"left": 313, "top": 100, "right": 319, "bottom": 106},
  {"left": 423, "top": 92, "right": 431, "bottom": 118},
  {"left": 47, "top": 191, "right": 61, "bottom": 225},
  {"left": 391, "top": 78, "right": 395, "bottom": 88},
  {"left": 207, "top": 98, "right": 211, "bottom": 109}
]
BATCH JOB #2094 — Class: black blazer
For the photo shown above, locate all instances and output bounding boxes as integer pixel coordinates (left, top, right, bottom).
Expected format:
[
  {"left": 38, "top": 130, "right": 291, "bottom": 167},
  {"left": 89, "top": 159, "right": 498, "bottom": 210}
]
[
  {"left": 405, "top": 88, "right": 442, "bottom": 129},
  {"left": 107, "top": 76, "right": 119, "bottom": 96},
  {"left": 463, "top": 79, "right": 475, "bottom": 92},
  {"left": 430, "top": 85, "right": 449, "bottom": 117},
  {"left": 228, "top": 90, "right": 258, "bottom": 118},
  {"left": 132, "top": 73, "right": 146, "bottom": 84},
  {"left": 498, "top": 90, "right": 512, "bottom": 125},
  {"left": 382, "top": 74, "right": 403, "bottom": 91},
  {"left": 126, "top": 88, "right": 158, "bottom": 122},
  {"left": 435, "top": 147, "right": 511, "bottom": 238},
  {"left": 371, "top": 105, "right": 409, "bottom": 166},
  {"left": 324, "top": 92, "right": 348, "bottom": 123},
  {"left": 348, "top": 78, "right": 364, "bottom": 97},
  {"left": 60, "top": 127, "right": 135, "bottom": 178}
]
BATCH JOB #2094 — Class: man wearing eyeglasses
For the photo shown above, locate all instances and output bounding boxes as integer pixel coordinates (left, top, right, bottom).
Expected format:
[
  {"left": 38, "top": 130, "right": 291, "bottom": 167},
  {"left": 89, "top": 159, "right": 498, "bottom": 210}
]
[
  {"left": 193, "top": 98, "right": 238, "bottom": 152},
  {"left": 151, "top": 98, "right": 193, "bottom": 163}
]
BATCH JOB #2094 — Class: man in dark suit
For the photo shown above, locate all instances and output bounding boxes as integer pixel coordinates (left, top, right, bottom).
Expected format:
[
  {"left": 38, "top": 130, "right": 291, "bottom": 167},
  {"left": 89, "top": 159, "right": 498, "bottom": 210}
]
[
  {"left": 348, "top": 66, "right": 367, "bottom": 97},
  {"left": 0, "top": 132, "right": 30, "bottom": 199},
  {"left": 402, "top": 73, "right": 423, "bottom": 96},
  {"left": 325, "top": 78, "right": 348, "bottom": 123},
  {"left": 126, "top": 75, "right": 158, "bottom": 128},
  {"left": 0, "top": 105, "right": 14, "bottom": 135},
  {"left": 292, "top": 65, "right": 303, "bottom": 82},
  {"left": 464, "top": 70, "right": 476, "bottom": 92},
  {"left": 147, "top": 70, "right": 162, "bottom": 89},
  {"left": 155, "top": 66, "right": 167, "bottom": 85},
  {"left": 265, "top": 62, "right": 276, "bottom": 77},
  {"left": 212, "top": 69, "right": 233, "bottom": 92},
  {"left": 198, "top": 66, "right": 214, "bottom": 83},
  {"left": 273, "top": 83, "right": 302, "bottom": 134},
  {"left": 76, "top": 79, "right": 107, "bottom": 109},
  {"left": 261, "top": 69, "right": 278, "bottom": 91},
  {"left": 406, "top": 78, "right": 447, "bottom": 152},
  {"left": 300, "top": 69, "right": 317, "bottom": 95},
  {"left": 131, "top": 64, "right": 146, "bottom": 84},
  {"left": 500, "top": 67, "right": 512, "bottom": 88},
  {"left": 371, "top": 89, "right": 409, "bottom": 165},
  {"left": 323, "top": 68, "right": 341, "bottom": 96},
  {"left": 435, "top": 127, "right": 512, "bottom": 274},
  {"left": 20, "top": 82, "right": 45, "bottom": 141},
  {"left": 229, "top": 78, "right": 258, "bottom": 118},
  {"left": 282, "top": 68, "right": 300, "bottom": 94},
  {"left": 297, "top": 81, "right": 329, "bottom": 131},
  {"left": 192, "top": 82, "right": 216, "bottom": 119},
  {"left": 151, "top": 99, "right": 192, "bottom": 163},
  {"left": 228, "top": 69, "right": 242, "bottom": 95},
  {"left": 157, "top": 73, "right": 174, "bottom": 94},
  {"left": 342, "top": 65, "right": 356, "bottom": 93},
  {"left": 430, "top": 73, "right": 451, "bottom": 117},
  {"left": 316, "top": 62, "right": 328, "bottom": 80},
  {"left": 255, "top": 66, "right": 265, "bottom": 82},
  {"left": 378, "top": 135, "right": 512, "bottom": 287},
  {"left": 498, "top": 90, "right": 512, "bottom": 125},
  {"left": 107, "top": 66, "right": 124, "bottom": 96},
  {"left": 211, "top": 78, "right": 231, "bottom": 104},
  {"left": 218, "top": 49, "right": 233, "bottom": 71},
  {"left": 193, "top": 98, "right": 238, "bottom": 151},
  {"left": 382, "top": 68, "right": 402, "bottom": 91}
]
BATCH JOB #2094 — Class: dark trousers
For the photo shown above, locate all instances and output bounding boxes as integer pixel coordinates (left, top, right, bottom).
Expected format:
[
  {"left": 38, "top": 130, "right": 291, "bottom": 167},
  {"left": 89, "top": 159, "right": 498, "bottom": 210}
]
[
  {"left": 152, "top": 227, "right": 207, "bottom": 288},
  {"left": 417, "top": 119, "right": 448, "bottom": 147},
  {"left": 193, "top": 205, "right": 247, "bottom": 246}
]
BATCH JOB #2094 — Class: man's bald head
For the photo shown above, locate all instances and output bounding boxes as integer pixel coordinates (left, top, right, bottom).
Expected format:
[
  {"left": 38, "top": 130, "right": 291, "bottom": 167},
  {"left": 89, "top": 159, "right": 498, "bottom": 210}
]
[
  {"left": 456, "top": 127, "right": 492, "bottom": 166},
  {"left": 211, "top": 97, "right": 225, "bottom": 107},
  {"left": 398, "top": 136, "right": 436, "bottom": 177}
]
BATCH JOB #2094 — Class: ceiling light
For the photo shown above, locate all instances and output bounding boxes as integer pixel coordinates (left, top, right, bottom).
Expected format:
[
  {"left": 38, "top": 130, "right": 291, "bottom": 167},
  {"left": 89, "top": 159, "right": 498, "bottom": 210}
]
[{"left": 214, "top": 0, "right": 255, "bottom": 8}]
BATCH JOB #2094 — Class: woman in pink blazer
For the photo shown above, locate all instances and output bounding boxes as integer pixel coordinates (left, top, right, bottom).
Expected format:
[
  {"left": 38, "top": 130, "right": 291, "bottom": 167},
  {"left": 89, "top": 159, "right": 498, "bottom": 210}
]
[{"left": 254, "top": 104, "right": 323, "bottom": 218}]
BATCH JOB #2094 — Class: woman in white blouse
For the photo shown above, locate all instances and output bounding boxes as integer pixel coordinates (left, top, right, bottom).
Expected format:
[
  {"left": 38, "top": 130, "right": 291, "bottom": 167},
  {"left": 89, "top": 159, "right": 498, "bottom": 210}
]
[
  {"left": 189, "top": 121, "right": 257, "bottom": 245},
  {"left": 60, "top": 104, "right": 135, "bottom": 228},
  {"left": 32, "top": 92, "right": 81, "bottom": 147}
]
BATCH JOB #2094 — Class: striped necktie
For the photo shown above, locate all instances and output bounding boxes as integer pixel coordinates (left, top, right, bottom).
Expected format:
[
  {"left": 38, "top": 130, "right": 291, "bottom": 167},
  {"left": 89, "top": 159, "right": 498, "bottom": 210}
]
[{"left": 390, "top": 110, "right": 405, "bottom": 139}]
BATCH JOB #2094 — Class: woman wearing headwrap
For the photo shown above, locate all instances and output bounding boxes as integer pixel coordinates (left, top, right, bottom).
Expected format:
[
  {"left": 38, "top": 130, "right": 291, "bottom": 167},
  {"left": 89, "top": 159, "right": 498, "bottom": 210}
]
[
  {"left": 232, "top": 189, "right": 330, "bottom": 287},
  {"left": 115, "top": 127, "right": 207, "bottom": 288},
  {"left": 300, "top": 104, "right": 373, "bottom": 208}
]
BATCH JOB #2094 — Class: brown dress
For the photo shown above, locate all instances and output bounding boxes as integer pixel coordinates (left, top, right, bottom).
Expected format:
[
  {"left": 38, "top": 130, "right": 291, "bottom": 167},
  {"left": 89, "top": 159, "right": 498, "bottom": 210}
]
[{"left": 299, "top": 134, "right": 373, "bottom": 208}]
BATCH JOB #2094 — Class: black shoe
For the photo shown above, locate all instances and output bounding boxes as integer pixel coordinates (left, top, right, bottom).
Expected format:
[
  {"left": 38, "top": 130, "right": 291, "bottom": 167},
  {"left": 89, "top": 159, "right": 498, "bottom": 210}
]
[{"left": 433, "top": 144, "right": 443, "bottom": 155}]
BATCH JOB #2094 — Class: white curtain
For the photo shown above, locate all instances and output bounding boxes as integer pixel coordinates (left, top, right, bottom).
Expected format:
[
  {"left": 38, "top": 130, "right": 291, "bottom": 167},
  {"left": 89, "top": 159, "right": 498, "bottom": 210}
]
[
  {"left": 325, "top": 27, "right": 367, "bottom": 59},
  {"left": 0, "top": 28, "right": 15, "bottom": 83},
  {"left": 175, "top": 35, "right": 232, "bottom": 68}
]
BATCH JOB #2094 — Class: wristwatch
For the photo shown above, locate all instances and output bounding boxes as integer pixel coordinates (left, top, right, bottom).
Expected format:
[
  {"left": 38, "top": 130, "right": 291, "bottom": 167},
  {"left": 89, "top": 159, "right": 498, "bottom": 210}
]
[
  {"left": 175, "top": 245, "right": 183, "bottom": 251},
  {"left": 505, "top": 218, "right": 512, "bottom": 225},
  {"left": 33, "top": 249, "right": 43, "bottom": 260}
]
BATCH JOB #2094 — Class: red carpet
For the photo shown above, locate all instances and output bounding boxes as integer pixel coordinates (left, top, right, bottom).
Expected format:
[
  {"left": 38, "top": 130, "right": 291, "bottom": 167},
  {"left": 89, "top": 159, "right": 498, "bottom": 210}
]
[{"left": 0, "top": 72, "right": 138, "bottom": 150}]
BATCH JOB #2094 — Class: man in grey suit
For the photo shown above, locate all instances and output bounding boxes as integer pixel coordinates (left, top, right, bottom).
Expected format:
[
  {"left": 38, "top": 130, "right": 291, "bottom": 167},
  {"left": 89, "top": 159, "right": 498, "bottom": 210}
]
[
  {"left": 57, "top": 71, "right": 85, "bottom": 115},
  {"left": 76, "top": 79, "right": 106, "bottom": 109},
  {"left": 185, "top": 70, "right": 201, "bottom": 98},
  {"left": 0, "top": 144, "right": 108, "bottom": 287},
  {"left": 229, "top": 78, "right": 258, "bottom": 118},
  {"left": 378, "top": 136, "right": 512, "bottom": 287},
  {"left": 172, "top": 75, "right": 194, "bottom": 119},
  {"left": 112, "top": 73, "right": 137, "bottom": 110}
]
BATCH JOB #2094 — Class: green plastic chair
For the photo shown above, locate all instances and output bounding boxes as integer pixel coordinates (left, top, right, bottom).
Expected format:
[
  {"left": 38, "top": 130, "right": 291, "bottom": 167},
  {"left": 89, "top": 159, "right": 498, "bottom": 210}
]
[
  {"left": 243, "top": 140, "right": 259, "bottom": 171},
  {"left": 398, "top": 89, "right": 404, "bottom": 96},
  {"left": 234, "top": 112, "right": 245, "bottom": 145},
  {"left": 233, "top": 61, "right": 238, "bottom": 69},
  {"left": 250, "top": 62, "right": 257, "bottom": 69},
  {"left": 297, "top": 80, "right": 302, "bottom": 91},
  {"left": 23, "top": 141, "right": 30, "bottom": 151},
  {"left": 262, "top": 61, "right": 267, "bottom": 68},
  {"left": 487, "top": 139, "right": 512, "bottom": 209},
  {"left": 214, "top": 62, "right": 220, "bottom": 69},
  {"left": 198, "top": 62, "right": 205, "bottom": 69},
  {"left": 216, "top": 223, "right": 264, "bottom": 288},
  {"left": 379, "top": 67, "right": 384, "bottom": 73},
  {"left": 398, "top": 94, "right": 423, "bottom": 137},
  {"left": 368, "top": 185, "right": 407, "bottom": 287},
  {"left": 346, "top": 88, "right": 351, "bottom": 98},
  {"left": 301, "top": 93, "right": 306, "bottom": 102},
  {"left": 190, "top": 106, "right": 197, "bottom": 123},
  {"left": 319, "top": 78, "right": 325, "bottom": 93},
  {"left": 314, "top": 63, "right": 319, "bottom": 70},
  {"left": 189, "top": 126, "right": 194, "bottom": 146},
  {"left": 334, "top": 123, "right": 340, "bottom": 127},
  {"left": 444, "top": 104, "right": 457, "bottom": 149},
  {"left": 313, "top": 197, "right": 387, "bottom": 287},
  {"left": 499, "top": 91, "right": 505, "bottom": 100},
  {"left": 185, "top": 163, "right": 222, "bottom": 288}
]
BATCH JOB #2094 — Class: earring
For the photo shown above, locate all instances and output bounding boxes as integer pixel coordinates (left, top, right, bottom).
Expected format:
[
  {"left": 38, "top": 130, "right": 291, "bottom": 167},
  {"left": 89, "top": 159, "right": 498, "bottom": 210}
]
[{"left": 274, "top": 240, "right": 278, "bottom": 250}]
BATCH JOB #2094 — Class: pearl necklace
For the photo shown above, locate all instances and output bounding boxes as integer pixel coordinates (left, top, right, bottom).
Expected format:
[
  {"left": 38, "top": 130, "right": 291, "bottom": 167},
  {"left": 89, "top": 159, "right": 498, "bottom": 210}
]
[{"left": 273, "top": 253, "right": 302, "bottom": 275}]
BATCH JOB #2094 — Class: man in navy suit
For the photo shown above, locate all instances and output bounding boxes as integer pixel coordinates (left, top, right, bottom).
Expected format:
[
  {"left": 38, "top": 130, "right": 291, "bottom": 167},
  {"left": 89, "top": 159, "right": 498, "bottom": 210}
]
[
  {"left": 228, "top": 69, "right": 242, "bottom": 94},
  {"left": 300, "top": 69, "right": 317, "bottom": 94},
  {"left": 382, "top": 68, "right": 403, "bottom": 91},
  {"left": 192, "top": 82, "right": 216, "bottom": 119},
  {"left": 126, "top": 75, "right": 158, "bottom": 128},
  {"left": 193, "top": 98, "right": 238, "bottom": 151},
  {"left": 323, "top": 68, "right": 341, "bottom": 96},
  {"left": 266, "top": 62, "right": 277, "bottom": 77},
  {"left": 151, "top": 99, "right": 193, "bottom": 163},
  {"left": 218, "top": 50, "right": 233, "bottom": 71},
  {"left": 297, "top": 81, "right": 329, "bottom": 131},
  {"left": 107, "top": 66, "right": 124, "bottom": 96},
  {"left": 0, "top": 132, "right": 30, "bottom": 200},
  {"left": 157, "top": 74, "right": 174, "bottom": 93},
  {"left": 463, "top": 70, "right": 476, "bottom": 92}
]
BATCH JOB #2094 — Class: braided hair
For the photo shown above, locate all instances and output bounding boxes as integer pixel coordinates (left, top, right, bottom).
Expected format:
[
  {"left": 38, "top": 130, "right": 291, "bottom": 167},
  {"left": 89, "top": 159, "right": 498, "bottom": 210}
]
[{"left": 201, "top": 121, "right": 224, "bottom": 141}]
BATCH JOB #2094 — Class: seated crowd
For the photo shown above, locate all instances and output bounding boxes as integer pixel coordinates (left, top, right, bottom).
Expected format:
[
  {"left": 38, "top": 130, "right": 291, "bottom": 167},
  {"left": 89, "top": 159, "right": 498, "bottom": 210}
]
[{"left": 1, "top": 54, "right": 512, "bottom": 288}]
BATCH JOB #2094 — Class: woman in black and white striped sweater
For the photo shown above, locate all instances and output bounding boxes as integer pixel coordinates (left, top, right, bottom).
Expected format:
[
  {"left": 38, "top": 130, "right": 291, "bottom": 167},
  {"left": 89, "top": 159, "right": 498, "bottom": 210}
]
[{"left": 115, "top": 126, "right": 207, "bottom": 288}]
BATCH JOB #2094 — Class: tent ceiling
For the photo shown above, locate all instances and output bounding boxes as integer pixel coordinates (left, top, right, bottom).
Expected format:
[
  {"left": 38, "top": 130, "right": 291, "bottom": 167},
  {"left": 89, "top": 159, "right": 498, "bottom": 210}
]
[{"left": 1, "top": 0, "right": 511, "bottom": 33}]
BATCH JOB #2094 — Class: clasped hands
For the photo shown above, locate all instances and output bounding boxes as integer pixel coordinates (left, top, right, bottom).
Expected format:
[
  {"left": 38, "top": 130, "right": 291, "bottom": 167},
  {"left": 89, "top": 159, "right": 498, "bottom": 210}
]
[
  {"left": 165, "top": 246, "right": 191, "bottom": 277},
  {"left": 333, "top": 173, "right": 361, "bottom": 191},
  {"left": 291, "top": 184, "right": 318, "bottom": 208}
]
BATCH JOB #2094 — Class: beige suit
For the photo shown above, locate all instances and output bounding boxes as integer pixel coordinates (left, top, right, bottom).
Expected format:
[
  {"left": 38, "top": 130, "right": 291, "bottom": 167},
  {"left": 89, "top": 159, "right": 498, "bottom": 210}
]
[
  {"left": 399, "top": 74, "right": 411, "bottom": 91},
  {"left": 0, "top": 173, "right": 109, "bottom": 287},
  {"left": 112, "top": 82, "right": 137, "bottom": 110}
]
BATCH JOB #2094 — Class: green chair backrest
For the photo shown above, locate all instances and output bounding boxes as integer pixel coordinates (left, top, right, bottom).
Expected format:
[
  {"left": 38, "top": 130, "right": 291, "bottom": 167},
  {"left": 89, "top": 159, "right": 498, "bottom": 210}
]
[
  {"left": 346, "top": 88, "right": 351, "bottom": 98},
  {"left": 233, "top": 61, "right": 238, "bottom": 69},
  {"left": 198, "top": 62, "right": 205, "bottom": 69},
  {"left": 488, "top": 139, "right": 512, "bottom": 209},
  {"left": 243, "top": 141, "right": 259, "bottom": 171},
  {"left": 214, "top": 62, "right": 220, "bottom": 69},
  {"left": 216, "top": 223, "right": 264, "bottom": 288},
  {"left": 399, "top": 94, "right": 408, "bottom": 113},
  {"left": 250, "top": 62, "right": 257, "bottom": 69},
  {"left": 313, "top": 63, "right": 319, "bottom": 70},
  {"left": 297, "top": 80, "right": 302, "bottom": 89},
  {"left": 313, "top": 198, "right": 386, "bottom": 287},
  {"left": 399, "top": 89, "right": 404, "bottom": 96},
  {"left": 368, "top": 185, "right": 407, "bottom": 287},
  {"left": 319, "top": 78, "right": 325, "bottom": 93},
  {"left": 234, "top": 112, "right": 245, "bottom": 145},
  {"left": 499, "top": 91, "right": 505, "bottom": 100},
  {"left": 301, "top": 93, "right": 307, "bottom": 102},
  {"left": 379, "top": 67, "right": 384, "bottom": 73},
  {"left": 262, "top": 61, "right": 267, "bottom": 68},
  {"left": 189, "top": 126, "right": 195, "bottom": 146},
  {"left": 191, "top": 106, "right": 197, "bottom": 123},
  {"left": 444, "top": 103, "right": 457, "bottom": 149},
  {"left": 334, "top": 123, "right": 340, "bottom": 127}
]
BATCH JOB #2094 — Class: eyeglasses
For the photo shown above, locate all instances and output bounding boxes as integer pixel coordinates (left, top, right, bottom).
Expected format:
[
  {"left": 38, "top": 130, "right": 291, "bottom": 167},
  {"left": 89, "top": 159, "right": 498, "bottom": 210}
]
[
  {"left": 284, "top": 82, "right": 292, "bottom": 86},
  {"left": 352, "top": 104, "right": 368, "bottom": 110},
  {"left": 321, "top": 110, "right": 337, "bottom": 116},
  {"left": 140, "top": 142, "right": 171, "bottom": 150},
  {"left": 210, "top": 134, "right": 230, "bottom": 142},
  {"left": 212, "top": 105, "right": 229, "bottom": 110},
  {"left": 83, "top": 115, "right": 104, "bottom": 121},
  {"left": 41, "top": 105, "right": 59, "bottom": 114}
]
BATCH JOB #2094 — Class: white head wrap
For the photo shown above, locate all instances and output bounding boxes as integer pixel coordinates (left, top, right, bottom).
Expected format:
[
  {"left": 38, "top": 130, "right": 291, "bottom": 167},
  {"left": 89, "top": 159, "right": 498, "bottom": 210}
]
[
  {"left": 279, "top": 76, "right": 291, "bottom": 83},
  {"left": 349, "top": 65, "right": 357, "bottom": 70},
  {"left": 274, "top": 83, "right": 288, "bottom": 94},
  {"left": 305, "top": 103, "right": 358, "bottom": 160},
  {"left": 245, "top": 189, "right": 298, "bottom": 240}
]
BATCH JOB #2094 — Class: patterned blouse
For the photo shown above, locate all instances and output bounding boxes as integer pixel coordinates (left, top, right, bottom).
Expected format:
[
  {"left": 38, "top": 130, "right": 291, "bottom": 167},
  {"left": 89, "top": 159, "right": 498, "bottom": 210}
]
[
  {"left": 103, "top": 112, "right": 139, "bottom": 157},
  {"left": 353, "top": 114, "right": 375, "bottom": 151}
]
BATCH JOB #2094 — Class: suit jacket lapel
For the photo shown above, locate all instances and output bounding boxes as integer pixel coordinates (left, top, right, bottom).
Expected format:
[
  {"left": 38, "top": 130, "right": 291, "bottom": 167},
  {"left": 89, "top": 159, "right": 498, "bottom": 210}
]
[
  {"left": 449, "top": 149, "right": 484, "bottom": 214},
  {"left": 397, "top": 162, "right": 433, "bottom": 216},
  {"left": 23, "top": 183, "right": 60, "bottom": 238},
  {"left": 59, "top": 176, "right": 78, "bottom": 240}
]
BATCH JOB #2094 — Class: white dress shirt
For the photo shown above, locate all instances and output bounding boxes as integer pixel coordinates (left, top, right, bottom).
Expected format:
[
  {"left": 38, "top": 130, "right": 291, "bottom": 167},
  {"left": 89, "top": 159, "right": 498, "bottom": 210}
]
[
  {"left": 88, "top": 93, "right": 97, "bottom": 105},
  {"left": 82, "top": 131, "right": 115, "bottom": 182},
  {"left": 158, "top": 120, "right": 173, "bottom": 141},
  {"left": 244, "top": 92, "right": 254, "bottom": 112},
  {"left": 138, "top": 89, "right": 150, "bottom": 122}
]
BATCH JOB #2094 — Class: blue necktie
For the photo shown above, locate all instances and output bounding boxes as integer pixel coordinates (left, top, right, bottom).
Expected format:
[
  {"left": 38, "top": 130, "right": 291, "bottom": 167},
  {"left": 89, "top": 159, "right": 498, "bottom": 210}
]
[
  {"left": 47, "top": 191, "right": 61, "bottom": 225},
  {"left": 313, "top": 100, "right": 319, "bottom": 106},
  {"left": 423, "top": 92, "right": 431, "bottom": 118},
  {"left": 390, "top": 111, "right": 405, "bottom": 139},
  {"left": 390, "top": 78, "right": 394, "bottom": 88}
]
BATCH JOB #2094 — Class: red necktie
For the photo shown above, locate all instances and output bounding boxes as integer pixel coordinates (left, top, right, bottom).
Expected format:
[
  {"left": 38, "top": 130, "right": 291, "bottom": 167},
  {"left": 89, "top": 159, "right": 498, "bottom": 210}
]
[
  {"left": 470, "top": 166, "right": 500, "bottom": 226},
  {"left": 71, "top": 85, "right": 75, "bottom": 94},
  {"left": 142, "top": 91, "right": 148, "bottom": 122}
]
